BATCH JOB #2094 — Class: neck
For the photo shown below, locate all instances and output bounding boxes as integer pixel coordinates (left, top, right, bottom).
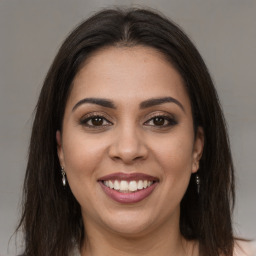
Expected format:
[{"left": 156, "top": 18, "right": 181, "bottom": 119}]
[{"left": 80, "top": 210, "right": 197, "bottom": 256}]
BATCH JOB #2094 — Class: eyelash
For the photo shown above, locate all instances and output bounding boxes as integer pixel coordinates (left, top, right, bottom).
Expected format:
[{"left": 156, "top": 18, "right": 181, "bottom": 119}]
[
  {"left": 144, "top": 115, "right": 177, "bottom": 127},
  {"left": 80, "top": 113, "right": 112, "bottom": 129},
  {"left": 79, "top": 113, "right": 177, "bottom": 129}
]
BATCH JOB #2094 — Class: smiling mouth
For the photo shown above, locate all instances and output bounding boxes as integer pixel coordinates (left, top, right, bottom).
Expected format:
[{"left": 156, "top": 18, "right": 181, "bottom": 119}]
[
  {"left": 98, "top": 173, "right": 159, "bottom": 203},
  {"left": 102, "top": 180, "right": 155, "bottom": 193}
]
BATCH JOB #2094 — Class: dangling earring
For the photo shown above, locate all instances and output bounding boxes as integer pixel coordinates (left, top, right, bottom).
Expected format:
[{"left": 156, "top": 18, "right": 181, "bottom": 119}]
[
  {"left": 61, "top": 167, "right": 66, "bottom": 186},
  {"left": 195, "top": 174, "right": 200, "bottom": 194}
]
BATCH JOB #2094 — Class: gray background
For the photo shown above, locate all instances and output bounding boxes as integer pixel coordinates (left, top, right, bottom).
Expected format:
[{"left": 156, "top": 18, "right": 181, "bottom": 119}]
[{"left": 0, "top": 0, "right": 255, "bottom": 255}]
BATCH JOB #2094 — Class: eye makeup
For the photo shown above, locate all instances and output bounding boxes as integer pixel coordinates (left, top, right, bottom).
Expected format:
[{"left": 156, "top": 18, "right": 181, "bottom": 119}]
[
  {"left": 79, "top": 112, "right": 113, "bottom": 129},
  {"left": 78, "top": 110, "right": 178, "bottom": 131}
]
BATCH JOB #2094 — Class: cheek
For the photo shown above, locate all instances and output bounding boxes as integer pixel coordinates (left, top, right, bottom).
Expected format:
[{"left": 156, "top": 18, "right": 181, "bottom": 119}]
[
  {"left": 62, "top": 131, "right": 107, "bottom": 180},
  {"left": 155, "top": 133, "right": 194, "bottom": 169},
  {"left": 143, "top": 130, "right": 194, "bottom": 219},
  {"left": 61, "top": 132, "right": 109, "bottom": 211},
  {"left": 150, "top": 128, "right": 194, "bottom": 186}
]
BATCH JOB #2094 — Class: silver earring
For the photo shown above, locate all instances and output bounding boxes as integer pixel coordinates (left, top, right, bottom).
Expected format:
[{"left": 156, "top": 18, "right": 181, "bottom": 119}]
[
  {"left": 61, "top": 167, "right": 66, "bottom": 186},
  {"left": 195, "top": 174, "right": 200, "bottom": 194}
]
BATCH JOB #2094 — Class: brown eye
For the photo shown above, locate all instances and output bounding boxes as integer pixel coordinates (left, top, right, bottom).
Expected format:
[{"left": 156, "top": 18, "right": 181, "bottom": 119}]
[
  {"left": 144, "top": 115, "right": 177, "bottom": 127},
  {"left": 80, "top": 115, "right": 112, "bottom": 128},
  {"left": 153, "top": 117, "right": 165, "bottom": 126},
  {"left": 91, "top": 117, "right": 104, "bottom": 126}
]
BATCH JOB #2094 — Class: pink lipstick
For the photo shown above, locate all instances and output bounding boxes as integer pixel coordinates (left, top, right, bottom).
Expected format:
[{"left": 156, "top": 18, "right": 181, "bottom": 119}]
[{"left": 98, "top": 172, "right": 159, "bottom": 204}]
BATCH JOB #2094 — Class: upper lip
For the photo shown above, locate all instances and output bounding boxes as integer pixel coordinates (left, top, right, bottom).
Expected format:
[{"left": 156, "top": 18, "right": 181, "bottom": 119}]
[{"left": 98, "top": 172, "right": 159, "bottom": 182}]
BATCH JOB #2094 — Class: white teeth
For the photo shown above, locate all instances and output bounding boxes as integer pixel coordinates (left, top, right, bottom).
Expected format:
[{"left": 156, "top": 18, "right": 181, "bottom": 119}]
[
  {"left": 120, "top": 180, "right": 129, "bottom": 191},
  {"left": 103, "top": 180, "right": 154, "bottom": 192},
  {"left": 109, "top": 180, "right": 114, "bottom": 189},
  {"left": 129, "top": 181, "right": 137, "bottom": 191},
  {"left": 114, "top": 180, "right": 120, "bottom": 190},
  {"left": 138, "top": 180, "right": 143, "bottom": 190}
]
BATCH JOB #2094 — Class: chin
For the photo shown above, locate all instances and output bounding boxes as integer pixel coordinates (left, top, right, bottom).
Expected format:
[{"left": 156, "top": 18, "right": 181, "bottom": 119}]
[
  {"left": 98, "top": 207, "right": 165, "bottom": 238},
  {"left": 106, "top": 220, "right": 153, "bottom": 237}
]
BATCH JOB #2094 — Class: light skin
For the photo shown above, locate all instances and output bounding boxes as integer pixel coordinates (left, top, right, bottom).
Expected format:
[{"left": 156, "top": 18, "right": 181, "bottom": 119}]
[{"left": 56, "top": 46, "right": 204, "bottom": 256}]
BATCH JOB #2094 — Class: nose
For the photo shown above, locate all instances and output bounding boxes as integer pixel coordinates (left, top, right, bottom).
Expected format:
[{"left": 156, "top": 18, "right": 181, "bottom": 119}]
[{"left": 108, "top": 125, "right": 148, "bottom": 164}]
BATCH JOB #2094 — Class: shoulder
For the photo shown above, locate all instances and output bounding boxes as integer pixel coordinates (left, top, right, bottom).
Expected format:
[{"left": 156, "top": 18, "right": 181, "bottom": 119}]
[{"left": 233, "top": 240, "right": 256, "bottom": 256}]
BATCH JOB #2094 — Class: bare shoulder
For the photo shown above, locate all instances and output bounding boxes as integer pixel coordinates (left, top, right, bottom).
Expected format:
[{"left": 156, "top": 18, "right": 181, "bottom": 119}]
[{"left": 233, "top": 240, "right": 256, "bottom": 256}]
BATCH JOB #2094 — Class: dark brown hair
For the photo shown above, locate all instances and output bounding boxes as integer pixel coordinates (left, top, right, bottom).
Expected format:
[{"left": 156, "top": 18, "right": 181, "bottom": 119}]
[{"left": 17, "top": 8, "right": 235, "bottom": 256}]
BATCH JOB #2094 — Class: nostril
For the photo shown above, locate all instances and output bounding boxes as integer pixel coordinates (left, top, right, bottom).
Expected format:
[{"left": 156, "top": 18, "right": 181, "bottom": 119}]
[
  {"left": 111, "top": 154, "right": 146, "bottom": 164},
  {"left": 134, "top": 156, "right": 145, "bottom": 161}
]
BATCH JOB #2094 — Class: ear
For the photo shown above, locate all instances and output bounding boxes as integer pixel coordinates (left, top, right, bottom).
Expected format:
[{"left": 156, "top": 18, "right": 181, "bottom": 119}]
[
  {"left": 56, "top": 130, "right": 65, "bottom": 168},
  {"left": 192, "top": 126, "right": 204, "bottom": 173}
]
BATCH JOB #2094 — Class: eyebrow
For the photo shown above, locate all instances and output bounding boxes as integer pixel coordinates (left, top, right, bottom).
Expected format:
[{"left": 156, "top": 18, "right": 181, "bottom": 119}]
[
  {"left": 72, "top": 96, "right": 185, "bottom": 112},
  {"left": 72, "top": 98, "right": 116, "bottom": 111},
  {"left": 140, "top": 97, "right": 185, "bottom": 112}
]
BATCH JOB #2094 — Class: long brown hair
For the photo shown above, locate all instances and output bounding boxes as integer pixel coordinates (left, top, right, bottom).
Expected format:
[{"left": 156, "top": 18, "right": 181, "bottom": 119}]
[{"left": 17, "top": 8, "right": 235, "bottom": 256}]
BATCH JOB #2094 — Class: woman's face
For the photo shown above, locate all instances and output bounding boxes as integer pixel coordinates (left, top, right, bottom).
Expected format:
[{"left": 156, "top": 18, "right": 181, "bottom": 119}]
[{"left": 57, "top": 46, "right": 204, "bottom": 236}]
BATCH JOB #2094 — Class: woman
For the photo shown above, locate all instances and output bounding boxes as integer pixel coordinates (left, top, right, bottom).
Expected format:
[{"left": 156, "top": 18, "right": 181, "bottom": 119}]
[{"left": 17, "top": 8, "right": 255, "bottom": 256}]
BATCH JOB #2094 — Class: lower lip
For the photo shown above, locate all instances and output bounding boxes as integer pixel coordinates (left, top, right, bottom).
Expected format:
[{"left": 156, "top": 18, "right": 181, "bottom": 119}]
[{"left": 99, "top": 182, "right": 158, "bottom": 204}]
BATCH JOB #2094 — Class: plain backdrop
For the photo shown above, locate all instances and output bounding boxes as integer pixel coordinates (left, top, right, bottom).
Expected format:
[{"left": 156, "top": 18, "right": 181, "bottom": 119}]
[{"left": 0, "top": 0, "right": 255, "bottom": 255}]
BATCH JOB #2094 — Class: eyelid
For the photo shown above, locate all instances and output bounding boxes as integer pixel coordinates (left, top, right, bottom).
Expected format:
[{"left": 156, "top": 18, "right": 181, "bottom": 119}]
[
  {"left": 78, "top": 111, "right": 177, "bottom": 129},
  {"left": 79, "top": 112, "right": 113, "bottom": 127},
  {"left": 143, "top": 112, "right": 178, "bottom": 127},
  {"left": 144, "top": 111, "right": 176, "bottom": 121}
]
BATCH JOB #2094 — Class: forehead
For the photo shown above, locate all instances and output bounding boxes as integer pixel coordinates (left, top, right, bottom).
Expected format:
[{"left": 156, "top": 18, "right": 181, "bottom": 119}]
[{"left": 67, "top": 46, "right": 191, "bottom": 110}]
